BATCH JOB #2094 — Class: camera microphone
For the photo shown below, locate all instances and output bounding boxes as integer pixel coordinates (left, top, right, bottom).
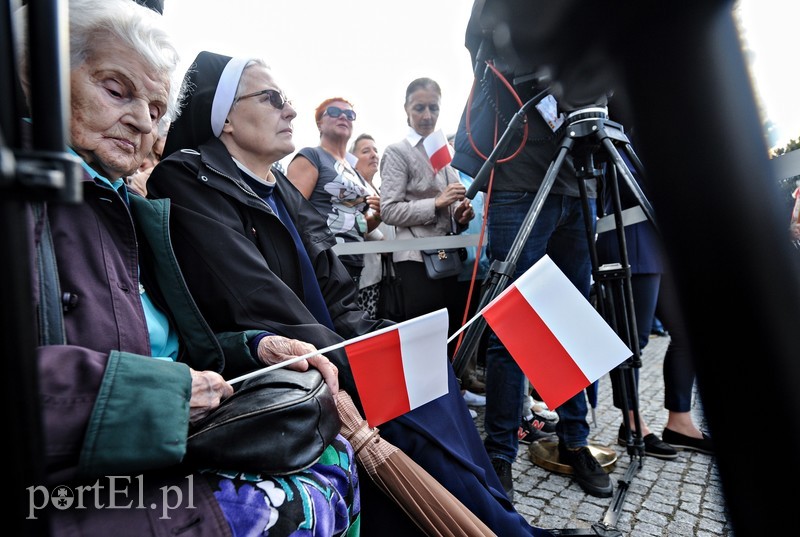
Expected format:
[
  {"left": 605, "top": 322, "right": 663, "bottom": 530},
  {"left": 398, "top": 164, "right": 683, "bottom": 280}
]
[
  {"left": 465, "top": 88, "right": 551, "bottom": 200},
  {"left": 466, "top": 156, "right": 494, "bottom": 200},
  {"left": 473, "top": 38, "right": 495, "bottom": 79}
]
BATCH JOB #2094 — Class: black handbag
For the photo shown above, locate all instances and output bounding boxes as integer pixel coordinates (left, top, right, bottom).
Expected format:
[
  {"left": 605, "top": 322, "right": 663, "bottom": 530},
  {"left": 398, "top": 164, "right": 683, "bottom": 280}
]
[
  {"left": 413, "top": 212, "right": 467, "bottom": 280},
  {"left": 186, "top": 368, "right": 341, "bottom": 475},
  {"left": 377, "top": 254, "right": 405, "bottom": 321},
  {"left": 420, "top": 247, "right": 466, "bottom": 280}
]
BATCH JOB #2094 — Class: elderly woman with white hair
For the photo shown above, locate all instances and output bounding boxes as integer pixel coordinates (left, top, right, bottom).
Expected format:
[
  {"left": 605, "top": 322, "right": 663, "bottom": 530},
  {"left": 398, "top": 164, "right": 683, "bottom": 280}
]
[{"left": 16, "top": 1, "right": 358, "bottom": 535}]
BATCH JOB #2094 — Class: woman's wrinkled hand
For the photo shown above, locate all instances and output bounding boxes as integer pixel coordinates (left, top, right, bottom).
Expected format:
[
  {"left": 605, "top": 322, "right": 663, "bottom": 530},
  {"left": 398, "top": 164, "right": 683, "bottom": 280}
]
[
  {"left": 188, "top": 369, "right": 234, "bottom": 424},
  {"left": 366, "top": 194, "right": 382, "bottom": 230},
  {"left": 257, "top": 335, "right": 339, "bottom": 394},
  {"left": 434, "top": 183, "right": 466, "bottom": 209},
  {"left": 366, "top": 194, "right": 381, "bottom": 216},
  {"left": 126, "top": 167, "right": 153, "bottom": 197}
]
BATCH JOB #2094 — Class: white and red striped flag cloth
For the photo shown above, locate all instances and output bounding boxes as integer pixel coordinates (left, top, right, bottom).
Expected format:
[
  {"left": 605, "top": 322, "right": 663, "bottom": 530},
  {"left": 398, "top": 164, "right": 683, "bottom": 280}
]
[
  {"left": 481, "top": 255, "right": 631, "bottom": 410},
  {"left": 344, "top": 309, "right": 450, "bottom": 426},
  {"left": 422, "top": 129, "right": 453, "bottom": 173}
]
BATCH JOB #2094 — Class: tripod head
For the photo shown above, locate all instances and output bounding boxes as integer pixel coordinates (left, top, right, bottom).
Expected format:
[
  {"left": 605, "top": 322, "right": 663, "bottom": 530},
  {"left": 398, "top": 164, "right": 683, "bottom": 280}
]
[
  {"left": 566, "top": 105, "right": 609, "bottom": 126},
  {"left": 566, "top": 107, "right": 610, "bottom": 185}
]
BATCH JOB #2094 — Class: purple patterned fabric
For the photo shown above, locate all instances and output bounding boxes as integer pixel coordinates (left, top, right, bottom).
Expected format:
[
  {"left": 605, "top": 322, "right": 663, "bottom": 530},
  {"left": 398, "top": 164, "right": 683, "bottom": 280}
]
[{"left": 205, "top": 434, "right": 360, "bottom": 536}]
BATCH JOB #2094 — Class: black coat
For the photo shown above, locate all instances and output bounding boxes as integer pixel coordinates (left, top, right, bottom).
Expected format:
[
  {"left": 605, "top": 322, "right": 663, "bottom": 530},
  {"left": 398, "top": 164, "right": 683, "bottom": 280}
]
[
  {"left": 147, "top": 137, "right": 388, "bottom": 385},
  {"left": 148, "top": 137, "right": 544, "bottom": 536}
]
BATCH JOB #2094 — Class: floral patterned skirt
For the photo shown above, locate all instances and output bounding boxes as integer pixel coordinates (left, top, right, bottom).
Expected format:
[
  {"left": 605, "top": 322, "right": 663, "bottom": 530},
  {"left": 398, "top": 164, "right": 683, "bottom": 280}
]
[{"left": 203, "top": 434, "right": 360, "bottom": 536}]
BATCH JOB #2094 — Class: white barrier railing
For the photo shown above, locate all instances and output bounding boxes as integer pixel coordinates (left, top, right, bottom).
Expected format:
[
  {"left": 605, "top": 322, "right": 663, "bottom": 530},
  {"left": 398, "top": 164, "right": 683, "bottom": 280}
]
[{"left": 331, "top": 234, "right": 481, "bottom": 255}]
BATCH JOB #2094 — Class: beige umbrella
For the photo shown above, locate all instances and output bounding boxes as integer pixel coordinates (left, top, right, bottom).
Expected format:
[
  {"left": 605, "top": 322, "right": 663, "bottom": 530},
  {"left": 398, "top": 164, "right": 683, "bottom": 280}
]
[{"left": 335, "top": 390, "right": 496, "bottom": 537}]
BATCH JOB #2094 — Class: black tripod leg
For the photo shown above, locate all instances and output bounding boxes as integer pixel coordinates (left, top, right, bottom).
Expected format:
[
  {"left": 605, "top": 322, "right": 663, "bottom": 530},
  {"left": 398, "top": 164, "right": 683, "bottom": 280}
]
[
  {"left": 619, "top": 142, "right": 646, "bottom": 181},
  {"left": 452, "top": 137, "right": 574, "bottom": 377},
  {"left": 598, "top": 134, "right": 657, "bottom": 230},
  {"left": 596, "top": 162, "right": 645, "bottom": 443},
  {"left": 549, "top": 525, "right": 623, "bottom": 537},
  {"left": 577, "top": 129, "right": 648, "bottom": 530}
]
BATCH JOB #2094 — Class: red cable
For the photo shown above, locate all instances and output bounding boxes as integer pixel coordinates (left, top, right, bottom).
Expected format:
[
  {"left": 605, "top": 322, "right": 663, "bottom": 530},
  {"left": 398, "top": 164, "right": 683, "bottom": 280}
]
[
  {"left": 454, "top": 61, "right": 527, "bottom": 357},
  {"left": 465, "top": 61, "right": 529, "bottom": 163}
]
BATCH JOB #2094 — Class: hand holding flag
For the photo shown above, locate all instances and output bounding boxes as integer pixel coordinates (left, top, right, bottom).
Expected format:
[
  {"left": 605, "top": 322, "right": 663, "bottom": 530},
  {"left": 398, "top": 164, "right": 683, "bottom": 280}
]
[{"left": 230, "top": 309, "right": 452, "bottom": 427}]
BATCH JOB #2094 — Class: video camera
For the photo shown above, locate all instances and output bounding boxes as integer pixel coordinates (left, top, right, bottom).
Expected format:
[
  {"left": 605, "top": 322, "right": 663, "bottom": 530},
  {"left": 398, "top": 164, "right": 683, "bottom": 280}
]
[
  {"left": 451, "top": 0, "right": 622, "bottom": 195},
  {"left": 465, "top": 0, "right": 619, "bottom": 113}
]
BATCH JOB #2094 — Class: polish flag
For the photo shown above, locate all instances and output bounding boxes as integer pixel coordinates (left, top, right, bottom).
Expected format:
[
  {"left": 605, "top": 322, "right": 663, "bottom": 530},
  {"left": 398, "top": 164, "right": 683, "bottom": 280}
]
[
  {"left": 423, "top": 129, "right": 453, "bottom": 173},
  {"left": 344, "top": 309, "right": 450, "bottom": 426},
  {"left": 481, "top": 255, "right": 631, "bottom": 410}
]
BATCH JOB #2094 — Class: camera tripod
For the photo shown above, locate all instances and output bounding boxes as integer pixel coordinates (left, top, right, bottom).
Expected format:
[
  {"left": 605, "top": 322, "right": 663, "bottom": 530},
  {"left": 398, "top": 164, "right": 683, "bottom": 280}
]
[{"left": 454, "top": 92, "right": 657, "bottom": 535}]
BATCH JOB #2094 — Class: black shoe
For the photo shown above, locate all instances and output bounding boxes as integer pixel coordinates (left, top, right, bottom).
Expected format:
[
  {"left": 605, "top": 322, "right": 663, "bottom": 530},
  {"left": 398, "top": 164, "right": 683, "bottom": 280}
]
[
  {"left": 518, "top": 416, "right": 554, "bottom": 445},
  {"left": 617, "top": 425, "right": 679, "bottom": 460},
  {"left": 490, "top": 458, "right": 515, "bottom": 502},
  {"left": 557, "top": 445, "right": 613, "bottom": 498},
  {"left": 662, "top": 428, "right": 714, "bottom": 454},
  {"left": 527, "top": 403, "right": 558, "bottom": 433}
]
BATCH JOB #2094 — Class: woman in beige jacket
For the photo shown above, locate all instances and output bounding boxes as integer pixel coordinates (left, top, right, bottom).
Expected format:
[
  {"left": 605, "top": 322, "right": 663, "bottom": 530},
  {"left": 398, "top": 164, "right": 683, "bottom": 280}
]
[{"left": 379, "top": 77, "right": 474, "bottom": 355}]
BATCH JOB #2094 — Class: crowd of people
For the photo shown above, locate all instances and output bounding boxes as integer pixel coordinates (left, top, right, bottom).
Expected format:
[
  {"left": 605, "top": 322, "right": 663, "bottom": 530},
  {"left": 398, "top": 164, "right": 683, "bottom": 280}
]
[{"left": 14, "top": 0, "right": 724, "bottom": 535}]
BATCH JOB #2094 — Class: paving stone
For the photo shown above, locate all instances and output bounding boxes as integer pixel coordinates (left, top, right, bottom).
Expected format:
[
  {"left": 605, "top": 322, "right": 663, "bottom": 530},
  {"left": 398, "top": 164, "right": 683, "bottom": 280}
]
[{"left": 473, "top": 334, "right": 735, "bottom": 536}]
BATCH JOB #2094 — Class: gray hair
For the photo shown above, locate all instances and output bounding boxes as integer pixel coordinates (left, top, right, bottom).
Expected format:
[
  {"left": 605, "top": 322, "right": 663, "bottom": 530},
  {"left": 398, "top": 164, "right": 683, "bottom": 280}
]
[
  {"left": 15, "top": 0, "right": 186, "bottom": 128},
  {"left": 232, "top": 59, "right": 270, "bottom": 101},
  {"left": 349, "top": 133, "right": 375, "bottom": 154},
  {"left": 404, "top": 77, "right": 441, "bottom": 106}
]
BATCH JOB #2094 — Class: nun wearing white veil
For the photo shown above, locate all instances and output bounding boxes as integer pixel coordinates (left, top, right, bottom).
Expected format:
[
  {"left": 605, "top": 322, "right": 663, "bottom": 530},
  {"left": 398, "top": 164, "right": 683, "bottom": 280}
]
[{"left": 149, "top": 50, "right": 553, "bottom": 537}]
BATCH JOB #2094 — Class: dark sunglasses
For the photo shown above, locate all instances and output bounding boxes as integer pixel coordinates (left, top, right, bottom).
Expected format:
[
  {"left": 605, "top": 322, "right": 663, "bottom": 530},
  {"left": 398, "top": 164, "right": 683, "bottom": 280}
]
[
  {"left": 324, "top": 106, "right": 356, "bottom": 121},
  {"left": 235, "top": 88, "right": 291, "bottom": 109}
]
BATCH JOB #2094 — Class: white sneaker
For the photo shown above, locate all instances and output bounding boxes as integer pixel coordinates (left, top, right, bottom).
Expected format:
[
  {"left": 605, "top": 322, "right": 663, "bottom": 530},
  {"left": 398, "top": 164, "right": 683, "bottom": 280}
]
[
  {"left": 469, "top": 408, "right": 478, "bottom": 419},
  {"left": 530, "top": 398, "right": 559, "bottom": 422},
  {"left": 463, "top": 390, "right": 486, "bottom": 407}
]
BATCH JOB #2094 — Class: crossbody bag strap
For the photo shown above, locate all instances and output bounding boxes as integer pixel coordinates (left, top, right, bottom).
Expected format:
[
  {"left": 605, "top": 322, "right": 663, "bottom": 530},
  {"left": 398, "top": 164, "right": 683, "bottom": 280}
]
[{"left": 33, "top": 202, "right": 66, "bottom": 345}]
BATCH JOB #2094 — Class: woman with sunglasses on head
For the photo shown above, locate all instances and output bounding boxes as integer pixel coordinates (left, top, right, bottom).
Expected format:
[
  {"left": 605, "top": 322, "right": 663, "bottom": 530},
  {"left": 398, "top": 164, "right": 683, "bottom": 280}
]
[{"left": 287, "top": 99, "right": 382, "bottom": 292}]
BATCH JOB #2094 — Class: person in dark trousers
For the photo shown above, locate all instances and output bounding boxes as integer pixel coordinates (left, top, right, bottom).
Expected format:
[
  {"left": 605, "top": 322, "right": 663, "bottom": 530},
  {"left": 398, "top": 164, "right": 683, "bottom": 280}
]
[
  {"left": 594, "top": 155, "right": 678, "bottom": 460},
  {"left": 657, "top": 273, "right": 714, "bottom": 454},
  {"left": 452, "top": 2, "right": 612, "bottom": 499},
  {"left": 379, "top": 78, "right": 475, "bottom": 360}
]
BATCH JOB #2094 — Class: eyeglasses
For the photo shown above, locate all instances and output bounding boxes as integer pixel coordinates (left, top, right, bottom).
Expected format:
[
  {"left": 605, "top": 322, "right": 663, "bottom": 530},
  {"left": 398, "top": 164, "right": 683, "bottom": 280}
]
[
  {"left": 324, "top": 106, "right": 357, "bottom": 121},
  {"left": 235, "top": 88, "right": 291, "bottom": 110}
]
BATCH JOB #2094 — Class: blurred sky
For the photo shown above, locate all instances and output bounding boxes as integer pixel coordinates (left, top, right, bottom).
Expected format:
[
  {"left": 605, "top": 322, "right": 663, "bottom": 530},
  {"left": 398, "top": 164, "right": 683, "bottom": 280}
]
[
  {"left": 160, "top": 0, "right": 798, "bottom": 167},
  {"left": 160, "top": 0, "right": 474, "bottom": 168},
  {"left": 735, "top": 0, "right": 800, "bottom": 149}
]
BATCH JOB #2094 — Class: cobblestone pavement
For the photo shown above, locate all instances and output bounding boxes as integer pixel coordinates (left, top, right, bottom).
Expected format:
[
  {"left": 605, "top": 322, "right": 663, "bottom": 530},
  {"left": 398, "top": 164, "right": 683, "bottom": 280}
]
[{"left": 471, "top": 334, "right": 735, "bottom": 537}]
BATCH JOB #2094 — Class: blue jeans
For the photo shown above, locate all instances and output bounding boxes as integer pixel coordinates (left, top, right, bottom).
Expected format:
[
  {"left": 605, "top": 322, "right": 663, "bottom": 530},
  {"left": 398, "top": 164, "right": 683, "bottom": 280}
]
[{"left": 484, "top": 191, "right": 596, "bottom": 462}]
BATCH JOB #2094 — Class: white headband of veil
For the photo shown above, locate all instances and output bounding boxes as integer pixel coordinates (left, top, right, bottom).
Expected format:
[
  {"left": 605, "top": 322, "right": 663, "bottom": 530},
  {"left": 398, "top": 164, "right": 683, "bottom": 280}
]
[{"left": 210, "top": 56, "right": 250, "bottom": 137}]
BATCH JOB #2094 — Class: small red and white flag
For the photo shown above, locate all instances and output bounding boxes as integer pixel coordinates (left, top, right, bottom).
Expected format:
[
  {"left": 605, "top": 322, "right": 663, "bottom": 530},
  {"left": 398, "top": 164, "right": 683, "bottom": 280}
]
[
  {"left": 481, "top": 255, "right": 631, "bottom": 410},
  {"left": 344, "top": 309, "right": 450, "bottom": 426},
  {"left": 422, "top": 129, "right": 453, "bottom": 173}
]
